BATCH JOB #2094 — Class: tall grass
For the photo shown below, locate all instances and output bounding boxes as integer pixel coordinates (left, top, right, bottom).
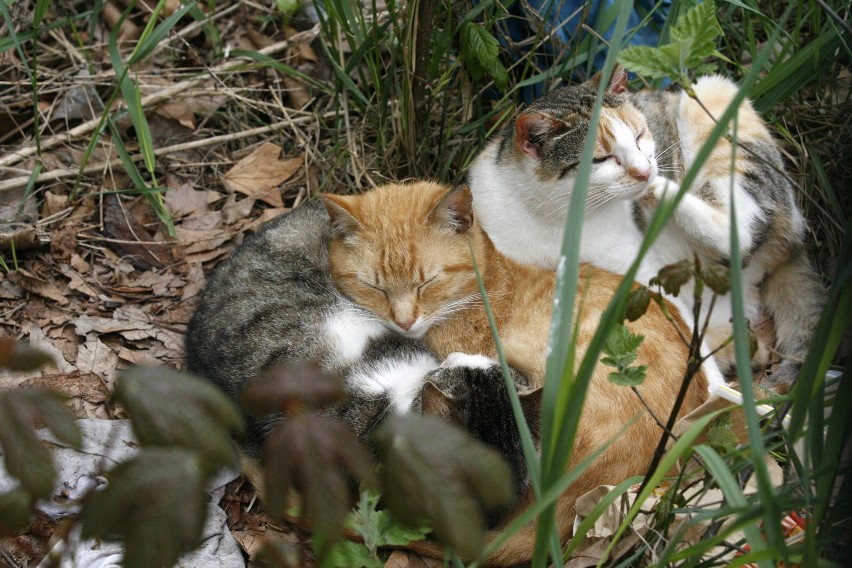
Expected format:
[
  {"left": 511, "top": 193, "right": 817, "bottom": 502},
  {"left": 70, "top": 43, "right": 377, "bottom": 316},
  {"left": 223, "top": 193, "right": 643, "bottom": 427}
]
[{"left": 309, "top": 0, "right": 849, "bottom": 565}]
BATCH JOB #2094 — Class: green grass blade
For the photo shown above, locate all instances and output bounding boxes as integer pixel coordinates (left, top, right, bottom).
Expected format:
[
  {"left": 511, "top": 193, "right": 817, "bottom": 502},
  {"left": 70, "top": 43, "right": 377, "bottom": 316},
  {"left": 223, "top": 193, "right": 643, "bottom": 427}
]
[
  {"left": 594, "top": 409, "right": 728, "bottom": 566},
  {"left": 693, "top": 444, "right": 768, "bottom": 553},
  {"left": 467, "top": 239, "right": 541, "bottom": 488},
  {"left": 534, "top": 3, "right": 635, "bottom": 565},
  {"left": 727, "top": 112, "right": 784, "bottom": 564},
  {"left": 561, "top": 475, "right": 643, "bottom": 560}
]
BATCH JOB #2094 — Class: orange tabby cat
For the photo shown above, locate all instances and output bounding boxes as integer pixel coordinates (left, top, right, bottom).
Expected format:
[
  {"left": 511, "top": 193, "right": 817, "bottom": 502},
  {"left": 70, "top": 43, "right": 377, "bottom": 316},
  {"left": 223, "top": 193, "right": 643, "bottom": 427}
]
[{"left": 323, "top": 181, "right": 707, "bottom": 566}]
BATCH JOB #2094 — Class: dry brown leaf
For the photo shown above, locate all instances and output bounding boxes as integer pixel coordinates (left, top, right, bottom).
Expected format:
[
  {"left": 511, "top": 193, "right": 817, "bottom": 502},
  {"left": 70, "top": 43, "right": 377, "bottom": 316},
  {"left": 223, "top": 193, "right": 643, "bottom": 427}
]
[
  {"left": 23, "top": 371, "right": 111, "bottom": 419},
  {"left": 237, "top": 207, "right": 290, "bottom": 234},
  {"left": 0, "top": 273, "right": 24, "bottom": 299},
  {"left": 70, "top": 254, "right": 89, "bottom": 273},
  {"left": 175, "top": 227, "right": 231, "bottom": 256},
  {"left": 165, "top": 183, "right": 211, "bottom": 218},
  {"left": 222, "top": 144, "right": 303, "bottom": 207},
  {"left": 116, "top": 345, "right": 165, "bottom": 367},
  {"left": 101, "top": 1, "right": 141, "bottom": 41},
  {"left": 46, "top": 324, "right": 80, "bottom": 367},
  {"left": 75, "top": 336, "right": 119, "bottom": 384},
  {"left": 102, "top": 194, "right": 175, "bottom": 270},
  {"left": 61, "top": 268, "right": 100, "bottom": 301},
  {"left": 14, "top": 269, "right": 69, "bottom": 305},
  {"left": 183, "top": 247, "right": 231, "bottom": 265},
  {"left": 42, "top": 191, "right": 72, "bottom": 219},
  {"left": 222, "top": 193, "right": 256, "bottom": 225},
  {"left": 180, "top": 262, "right": 206, "bottom": 303}
]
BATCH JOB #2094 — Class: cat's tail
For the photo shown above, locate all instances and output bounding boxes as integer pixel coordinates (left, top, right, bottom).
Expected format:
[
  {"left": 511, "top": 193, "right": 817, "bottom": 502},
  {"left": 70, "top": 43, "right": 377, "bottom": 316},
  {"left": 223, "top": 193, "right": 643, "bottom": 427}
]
[{"left": 760, "top": 247, "right": 825, "bottom": 391}]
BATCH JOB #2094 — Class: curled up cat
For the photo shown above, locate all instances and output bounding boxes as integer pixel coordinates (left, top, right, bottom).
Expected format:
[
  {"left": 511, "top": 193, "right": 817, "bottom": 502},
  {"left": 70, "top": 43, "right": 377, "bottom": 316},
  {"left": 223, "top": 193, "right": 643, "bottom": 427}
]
[
  {"left": 183, "top": 194, "right": 537, "bottom": 512},
  {"left": 322, "top": 181, "right": 708, "bottom": 566},
  {"left": 185, "top": 201, "right": 435, "bottom": 457},
  {"left": 468, "top": 66, "right": 825, "bottom": 391}
]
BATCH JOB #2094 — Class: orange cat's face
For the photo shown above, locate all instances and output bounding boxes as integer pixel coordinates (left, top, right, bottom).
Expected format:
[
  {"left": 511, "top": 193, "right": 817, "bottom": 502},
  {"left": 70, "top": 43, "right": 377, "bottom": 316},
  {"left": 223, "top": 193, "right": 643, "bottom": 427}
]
[{"left": 323, "top": 182, "right": 482, "bottom": 339}]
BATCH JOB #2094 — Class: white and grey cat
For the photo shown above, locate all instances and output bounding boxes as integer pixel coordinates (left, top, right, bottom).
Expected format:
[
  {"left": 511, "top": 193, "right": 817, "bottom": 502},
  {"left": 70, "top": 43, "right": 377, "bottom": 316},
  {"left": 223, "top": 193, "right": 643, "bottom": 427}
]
[
  {"left": 469, "top": 67, "right": 824, "bottom": 390},
  {"left": 185, "top": 201, "right": 438, "bottom": 458}
]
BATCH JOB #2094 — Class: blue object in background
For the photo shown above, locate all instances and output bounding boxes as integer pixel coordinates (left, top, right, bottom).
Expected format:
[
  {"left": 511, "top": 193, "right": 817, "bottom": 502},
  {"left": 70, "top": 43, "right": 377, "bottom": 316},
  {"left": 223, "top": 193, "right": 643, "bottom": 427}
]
[{"left": 493, "top": 0, "right": 672, "bottom": 102}]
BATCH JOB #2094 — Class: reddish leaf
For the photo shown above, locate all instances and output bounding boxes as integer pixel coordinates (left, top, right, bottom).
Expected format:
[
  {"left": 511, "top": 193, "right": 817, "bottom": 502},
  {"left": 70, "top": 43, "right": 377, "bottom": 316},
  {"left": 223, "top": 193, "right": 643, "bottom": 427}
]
[
  {"left": 241, "top": 363, "right": 346, "bottom": 414},
  {"left": 262, "top": 413, "right": 376, "bottom": 558},
  {"left": 82, "top": 449, "right": 208, "bottom": 568},
  {"left": 624, "top": 285, "right": 651, "bottom": 322},
  {"left": 0, "top": 338, "right": 54, "bottom": 371},
  {"left": 0, "top": 486, "right": 33, "bottom": 534},
  {"left": 0, "top": 389, "right": 80, "bottom": 500},
  {"left": 703, "top": 263, "right": 731, "bottom": 296},
  {"left": 113, "top": 366, "right": 245, "bottom": 469},
  {"left": 650, "top": 259, "right": 694, "bottom": 297},
  {"left": 372, "top": 414, "right": 514, "bottom": 561}
]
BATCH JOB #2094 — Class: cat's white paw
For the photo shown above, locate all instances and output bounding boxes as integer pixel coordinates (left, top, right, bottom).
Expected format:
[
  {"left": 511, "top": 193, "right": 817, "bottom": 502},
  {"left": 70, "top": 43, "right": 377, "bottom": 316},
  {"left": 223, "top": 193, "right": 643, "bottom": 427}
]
[
  {"left": 441, "top": 352, "right": 497, "bottom": 370},
  {"left": 648, "top": 176, "right": 679, "bottom": 202}
]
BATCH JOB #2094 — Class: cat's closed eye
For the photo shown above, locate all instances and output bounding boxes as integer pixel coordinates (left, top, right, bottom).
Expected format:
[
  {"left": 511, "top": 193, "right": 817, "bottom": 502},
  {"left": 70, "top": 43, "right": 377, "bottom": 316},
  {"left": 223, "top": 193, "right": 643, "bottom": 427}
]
[
  {"left": 362, "top": 279, "right": 388, "bottom": 298},
  {"left": 417, "top": 275, "right": 437, "bottom": 292}
]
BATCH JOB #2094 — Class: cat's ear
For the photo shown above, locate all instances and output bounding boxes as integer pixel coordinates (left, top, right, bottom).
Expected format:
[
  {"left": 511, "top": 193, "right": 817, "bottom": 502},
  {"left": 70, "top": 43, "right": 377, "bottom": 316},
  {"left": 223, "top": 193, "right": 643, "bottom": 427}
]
[
  {"left": 518, "top": 387, "right": 542, "bottom": 424},
  {"left": 428, "top": 185, "right": 473, "bottom": 234},
  {"left": 421, "top": 381, "right": 455, "bottom": 418},
  {"left": 514, "top": 113, "right": 565, "bottom": 159},
  {"left": 322, "top": 194, "right": 361, "bottom": 238},
  {"left": 588, "top": 64, "right": 628, "bottom": 95}
]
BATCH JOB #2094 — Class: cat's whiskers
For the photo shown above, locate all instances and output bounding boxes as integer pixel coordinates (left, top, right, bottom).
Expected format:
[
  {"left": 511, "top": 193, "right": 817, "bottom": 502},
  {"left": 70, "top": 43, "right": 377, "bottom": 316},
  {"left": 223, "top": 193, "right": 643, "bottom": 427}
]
[
  {"left": 585, "top": 192, "right": 619, "bottom": 215},
  {"left": 654, "top": 140, "right": 679, "bottom": 161},
  {"left": 530, "top": 187, "right": 572, "bottom": 215},
  {"left": 424, "top": 293, "right": 483, "bottom": 327}
]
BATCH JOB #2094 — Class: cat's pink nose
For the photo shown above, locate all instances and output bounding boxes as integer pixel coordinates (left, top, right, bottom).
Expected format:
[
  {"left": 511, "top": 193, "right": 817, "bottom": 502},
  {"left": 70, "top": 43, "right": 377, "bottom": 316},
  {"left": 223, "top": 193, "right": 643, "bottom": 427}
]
[
  {"left": 629, "top": 167, "right": 650, "bottom": 181},
  {"left": 395, "top": 318, "right": 415, "bottom": 331}
]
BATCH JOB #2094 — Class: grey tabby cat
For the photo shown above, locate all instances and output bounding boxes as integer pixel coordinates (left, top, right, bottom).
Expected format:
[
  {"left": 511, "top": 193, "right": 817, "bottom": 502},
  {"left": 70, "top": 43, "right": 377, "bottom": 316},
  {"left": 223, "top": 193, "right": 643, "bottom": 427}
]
[
  {"left": 185, "top": 200, "right": 439, "bottom": 458},
  {"left": 469, "top": 67, "right": 824, "bottom": 389}
]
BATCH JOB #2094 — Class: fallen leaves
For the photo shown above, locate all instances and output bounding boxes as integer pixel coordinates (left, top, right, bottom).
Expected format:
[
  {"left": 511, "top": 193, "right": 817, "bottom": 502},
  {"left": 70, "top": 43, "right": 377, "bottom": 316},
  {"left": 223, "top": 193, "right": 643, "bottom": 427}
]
[{"left": 223, "top": 143, "right": 304, "bottom": 207}]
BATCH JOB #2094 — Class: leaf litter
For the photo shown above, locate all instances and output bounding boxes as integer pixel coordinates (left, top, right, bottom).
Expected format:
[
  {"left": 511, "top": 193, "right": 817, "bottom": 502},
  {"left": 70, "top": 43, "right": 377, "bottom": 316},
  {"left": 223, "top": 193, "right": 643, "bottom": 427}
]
[{"left": 0, "top": 2, "right": 453, "bottom": 565}]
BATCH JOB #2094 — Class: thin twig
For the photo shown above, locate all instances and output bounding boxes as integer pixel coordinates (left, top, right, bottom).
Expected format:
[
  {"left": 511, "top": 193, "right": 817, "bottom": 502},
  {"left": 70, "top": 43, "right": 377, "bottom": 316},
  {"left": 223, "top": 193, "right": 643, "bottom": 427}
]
[
  {"left": 0, "top": 29, "right": 319, "bottom": 170},
  {"left": 0, "top": 113, "right": 334, "bottom": 194}
]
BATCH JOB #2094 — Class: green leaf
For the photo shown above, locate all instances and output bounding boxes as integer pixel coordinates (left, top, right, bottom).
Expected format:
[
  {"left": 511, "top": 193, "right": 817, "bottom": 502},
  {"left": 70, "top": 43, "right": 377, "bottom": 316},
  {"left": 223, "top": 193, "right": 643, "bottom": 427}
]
[
  {"left": 275, "top": 0, "right": 301, "bottom": 17},
  {"left": 113, "top": 366, "right": 244, "bottom": 469},
  {"left": 0, "top": 389, "right": 83, "bottom": 500},
  {"left": 262, "top": 413, "right": 376, "bottom": 559},
  {"left": 460, "top": 22, "right": 507, "bottom": 89},
  {"left": 603, "top": 323, "right": 645, "bottom": 359},
  {"left": 82, "top": 449, "right": 208, "bottom": 568},
  {"left": 0, "top": 486, "right": 33, "bottom": 533},
  {"left": 349, "top": 490, "right": 430, "bottom": 552},
  {"left": 670, "top": 0, "right": 722, "bottom": 65},
  {"left": 618, "top": 1, "right": 722, "bottom": 81},
  {"left": 607, "top": 366, "right": 647, "bottom": 387},
  {"left": 617, "top": 45, "right": 681, "bottom": 80},
  {"left": 372, "top": 414, "right": 514, "bottom": 561},
  {"left": 706, "top": 415, "right": 738, "bottom": 453},
  {"left": 327, "top": 541, "right": 383, "bottom": 568}
]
